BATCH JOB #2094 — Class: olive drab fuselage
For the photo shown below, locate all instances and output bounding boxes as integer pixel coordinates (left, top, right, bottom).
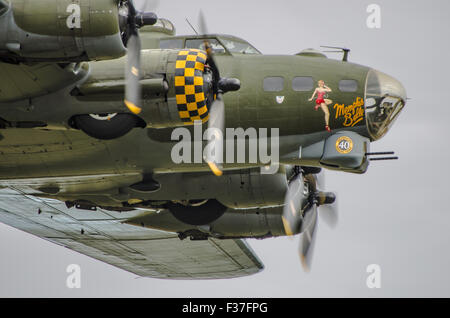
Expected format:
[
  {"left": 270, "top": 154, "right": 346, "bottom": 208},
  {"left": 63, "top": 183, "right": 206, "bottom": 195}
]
[
  {"left": 0, "top": 50, "right": 372, "bottom": 179},
  {"left": 0, "top": 50, "right": 371, "bottom": 134}
]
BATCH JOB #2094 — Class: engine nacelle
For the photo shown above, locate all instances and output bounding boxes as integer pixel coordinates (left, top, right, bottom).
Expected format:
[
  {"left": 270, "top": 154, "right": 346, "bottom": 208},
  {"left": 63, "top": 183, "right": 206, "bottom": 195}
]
[
  {"left": 216, "top": 169, "right": 288, "bottom": 209},
  {"left": 0, "top": 0, "right": 126, "bottom": 63},
  {"left": 138, "top": 168, "right": 289, "bottom": 210},
  {"left": 125, "top": 206, "right": 295, "bottom": 240},
  {"left": 73, "top": 48, "right": 214, "bottom": 128}
]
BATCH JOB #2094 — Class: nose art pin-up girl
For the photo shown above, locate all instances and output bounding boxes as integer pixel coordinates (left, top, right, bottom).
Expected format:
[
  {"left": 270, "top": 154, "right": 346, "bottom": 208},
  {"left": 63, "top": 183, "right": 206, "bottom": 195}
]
[{"left": 309, "top": 80, "right": 332, "bottom": 132}]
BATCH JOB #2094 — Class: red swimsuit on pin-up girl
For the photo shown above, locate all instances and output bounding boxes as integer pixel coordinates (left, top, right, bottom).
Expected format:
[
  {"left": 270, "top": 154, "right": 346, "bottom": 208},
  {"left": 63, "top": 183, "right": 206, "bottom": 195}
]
[
  {"left": 315, "top": 91, "right": 326, "bottom": 110},
  {"left": 309, "top": 80, "right": 332, "bottom": 132}
]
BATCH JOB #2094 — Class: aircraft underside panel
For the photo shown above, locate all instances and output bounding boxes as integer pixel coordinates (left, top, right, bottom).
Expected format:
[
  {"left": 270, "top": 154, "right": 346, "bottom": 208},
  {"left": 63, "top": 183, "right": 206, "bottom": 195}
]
[{"left": 0, "top": 188, "right": 263, "bottom": 279}]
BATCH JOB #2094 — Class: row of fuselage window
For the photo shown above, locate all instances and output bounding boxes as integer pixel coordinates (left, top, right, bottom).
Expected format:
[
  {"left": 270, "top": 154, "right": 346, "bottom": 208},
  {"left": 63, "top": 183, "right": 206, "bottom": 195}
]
[{"left": 263, "top": 76, "right": 359, "bottom": 93}]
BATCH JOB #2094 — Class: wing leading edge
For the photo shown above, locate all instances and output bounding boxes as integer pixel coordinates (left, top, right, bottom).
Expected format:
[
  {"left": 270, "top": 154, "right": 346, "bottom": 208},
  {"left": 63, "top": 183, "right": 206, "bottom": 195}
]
[{"left": 0, "top": 187, "right": 263, "bottom": 279}]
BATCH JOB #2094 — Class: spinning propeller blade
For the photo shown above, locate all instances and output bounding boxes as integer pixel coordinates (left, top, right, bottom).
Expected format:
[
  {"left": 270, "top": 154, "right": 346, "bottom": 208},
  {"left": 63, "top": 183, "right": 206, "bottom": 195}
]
[
  {"left": 125, "top": 30, "right": 142, "bottom": 114},
  {"left": 319, "top": 193, "right": 338, "bottom": 229},
  {"left": 123, "top": 0, "right": 158, "bottom": 115},
  {"left": 205, "top": 93, "right": 225, "bottom": 176},
  {"left": 198, "top": 11, "right": 240, "bottom": 177},
  {"left": 299, "top": 203, "right": 318, "bottom": 272},
  {"left": 282, "top": 175, "right": 304, "bottom": 236}
]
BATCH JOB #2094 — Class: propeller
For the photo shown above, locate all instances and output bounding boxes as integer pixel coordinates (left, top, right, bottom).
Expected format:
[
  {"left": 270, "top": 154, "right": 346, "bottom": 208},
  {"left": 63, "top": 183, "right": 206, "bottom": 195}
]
[
  {"left": 282, "top": 168, "right": 338, "bottom": 271},
  {"left": 198, "top": 11, "right": 241, "bottom": 176},
  {"left": 299, "top": 202, "right": 318, "bottom": 271},
  {"left": 206, "top": 94, "right": 225, "bottom": 176},
  {"left": 121, "top": 0, "right": 158, "bottom": 115},
  {"left": 281, "top": 174, "right": 304, "bottom": 237},
  {"left": 199, "top": 11, "right": 224, "bottom": 176}
]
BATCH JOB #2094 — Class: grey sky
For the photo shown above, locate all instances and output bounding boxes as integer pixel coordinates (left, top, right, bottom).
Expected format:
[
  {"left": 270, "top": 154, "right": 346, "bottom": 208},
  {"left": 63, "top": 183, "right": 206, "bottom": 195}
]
[{"left": 0, "top": 0, "right": 449, "bottom": 297}]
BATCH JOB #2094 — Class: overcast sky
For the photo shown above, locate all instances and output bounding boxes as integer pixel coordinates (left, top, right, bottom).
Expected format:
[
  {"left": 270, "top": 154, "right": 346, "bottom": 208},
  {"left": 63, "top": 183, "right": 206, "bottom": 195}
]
[{"left": 0, "top": 0, "right": 449, "bottom": 297}]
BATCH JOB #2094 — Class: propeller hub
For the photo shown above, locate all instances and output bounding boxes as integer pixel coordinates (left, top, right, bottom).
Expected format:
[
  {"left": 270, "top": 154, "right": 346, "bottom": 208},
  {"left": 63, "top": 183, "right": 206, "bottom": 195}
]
[
  {"left": 135, "top": 12, "right": 158, "bottom": 28},
  {"left": 218, "top": 78, "right": 241, "bottom": 93},
  {"left": 314, "top": 191, "right": 336, "bottom": 206}
]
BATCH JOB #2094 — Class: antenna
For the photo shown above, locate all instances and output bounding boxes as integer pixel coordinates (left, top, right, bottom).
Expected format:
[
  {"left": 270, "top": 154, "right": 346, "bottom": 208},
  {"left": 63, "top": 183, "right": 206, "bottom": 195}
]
[
  {"left": 321, "top": 46, "right": 351, "bottom": 62},
  {"left": 185, "top": 18, "right": 199, "bottom": 35}
]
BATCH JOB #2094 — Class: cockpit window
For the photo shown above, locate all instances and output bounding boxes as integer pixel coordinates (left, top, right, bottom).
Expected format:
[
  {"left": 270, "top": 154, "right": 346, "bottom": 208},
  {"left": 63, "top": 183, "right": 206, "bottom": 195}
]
[
  {"left": 185, "top": 39, "right": 226, "bottom": 54},
  {"left": 339, "top": 79, "right": 358, "bottom": 92},
  {"left": 220, "top": 39, "right": 260, "bottom": 55},
  {"left": 264, "top": 77, "right": 285, "bottom": 92}
]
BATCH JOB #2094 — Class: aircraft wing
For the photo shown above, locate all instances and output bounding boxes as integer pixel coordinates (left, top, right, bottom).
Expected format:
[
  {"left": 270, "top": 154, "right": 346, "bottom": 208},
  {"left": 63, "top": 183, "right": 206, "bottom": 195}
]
[
  {"left": 0, "top": 62, "right": 86, "bottom": 103},
  {"left": 0, "top": 187, "right": 263, "bottom": 279}
]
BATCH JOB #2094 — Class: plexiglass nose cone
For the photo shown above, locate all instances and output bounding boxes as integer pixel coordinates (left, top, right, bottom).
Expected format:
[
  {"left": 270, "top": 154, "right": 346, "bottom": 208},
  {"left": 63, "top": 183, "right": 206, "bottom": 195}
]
[{"left": 365, "top": 70, "right": 407, "bottom": 140}]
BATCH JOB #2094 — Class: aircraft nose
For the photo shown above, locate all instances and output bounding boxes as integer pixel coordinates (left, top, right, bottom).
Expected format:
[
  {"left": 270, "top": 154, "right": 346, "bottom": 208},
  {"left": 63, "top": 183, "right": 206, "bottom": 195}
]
[{"left": 364, "top": 69, "right": 407, "bottom": 140}]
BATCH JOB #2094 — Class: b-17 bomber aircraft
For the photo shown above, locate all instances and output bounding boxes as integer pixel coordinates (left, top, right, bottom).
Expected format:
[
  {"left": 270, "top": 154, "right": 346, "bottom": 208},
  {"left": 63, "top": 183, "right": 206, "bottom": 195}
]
[{"left": 0, "top": 0, "right": 406, "bottom": 278}]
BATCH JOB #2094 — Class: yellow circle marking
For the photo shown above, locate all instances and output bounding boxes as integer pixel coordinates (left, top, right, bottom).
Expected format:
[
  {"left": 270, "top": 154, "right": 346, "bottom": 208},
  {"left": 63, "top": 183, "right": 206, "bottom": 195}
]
[{"left": 336, "top": 136, "right": 354, "bottom": 154}]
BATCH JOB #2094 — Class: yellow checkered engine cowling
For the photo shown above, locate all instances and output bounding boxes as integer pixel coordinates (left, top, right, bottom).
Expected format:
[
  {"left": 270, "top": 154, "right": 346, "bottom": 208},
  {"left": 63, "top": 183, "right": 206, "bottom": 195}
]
[
  {"left": 174, "top": 49, "right": 209, "bottom": 125},
  {"left": 127, "top": 49, "right": 210, "bottom": 129}
]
